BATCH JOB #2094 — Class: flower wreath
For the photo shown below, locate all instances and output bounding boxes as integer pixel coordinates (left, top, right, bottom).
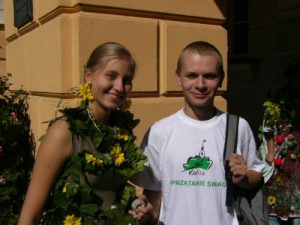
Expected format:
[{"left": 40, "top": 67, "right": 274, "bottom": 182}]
[{"left": 41, "top": 84, "right": 147, "bottom": 225}]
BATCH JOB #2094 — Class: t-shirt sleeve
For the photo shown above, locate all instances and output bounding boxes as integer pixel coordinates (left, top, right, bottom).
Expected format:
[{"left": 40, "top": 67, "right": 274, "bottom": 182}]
[
  {"left": 131, "top": 127, "right": 162, "bottom": 191},
  {"left": 239, "top": 118, "right": 265, "bottom": 173}
]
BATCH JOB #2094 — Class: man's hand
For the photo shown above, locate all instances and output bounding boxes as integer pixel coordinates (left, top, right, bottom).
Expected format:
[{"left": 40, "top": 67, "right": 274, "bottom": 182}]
[
  {"left": 129, "top": 189, "right": 162, "bottom": 225},
  {"left": 229, "top": 153, "right": 248, "bottom": 186},
  {"left": 129, "top": 195, "right": 155, "bottom": 224},
  {"left": 229, "top": 153, "right": 263, "bottom": 189}
]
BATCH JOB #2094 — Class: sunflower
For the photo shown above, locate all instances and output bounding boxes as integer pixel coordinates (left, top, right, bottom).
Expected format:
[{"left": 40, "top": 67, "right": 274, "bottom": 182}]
[{"left": 268, "top": 195, "right": 276, "bottom": 206}]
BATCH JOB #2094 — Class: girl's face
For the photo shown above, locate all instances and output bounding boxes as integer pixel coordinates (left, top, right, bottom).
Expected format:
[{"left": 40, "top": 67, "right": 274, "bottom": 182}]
[{"left": 85, "top": 58, "right": 133, "bottom": 112}]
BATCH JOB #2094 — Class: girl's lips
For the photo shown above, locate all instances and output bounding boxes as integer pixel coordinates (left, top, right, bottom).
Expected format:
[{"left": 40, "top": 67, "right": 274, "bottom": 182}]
[{"left": 107, "top": 92, "right": 124, "bottom": 103}]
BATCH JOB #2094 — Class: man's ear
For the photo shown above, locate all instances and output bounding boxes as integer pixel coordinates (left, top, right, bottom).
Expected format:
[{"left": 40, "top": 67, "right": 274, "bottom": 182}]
[{"left": 176, "top": 72, "right": 182, "bottom": 87}]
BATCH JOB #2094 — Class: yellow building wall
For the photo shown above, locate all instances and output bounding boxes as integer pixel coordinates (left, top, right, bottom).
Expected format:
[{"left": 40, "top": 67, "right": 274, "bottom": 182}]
[
  {"left": 3, "top": 1, "right": 228, "bottom": 145},
  {"left": 0, "top": 25, "right": 6, "bottom": 75}
]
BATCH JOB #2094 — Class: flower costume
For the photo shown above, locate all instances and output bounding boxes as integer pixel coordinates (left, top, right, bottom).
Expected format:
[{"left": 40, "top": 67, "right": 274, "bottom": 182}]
[{"left": 40, "top": 86, "right": 147, "bottom": 225}]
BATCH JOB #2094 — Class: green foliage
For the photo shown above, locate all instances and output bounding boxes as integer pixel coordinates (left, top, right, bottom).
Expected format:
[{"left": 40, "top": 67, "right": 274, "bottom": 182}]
[
  {"left": 0, "top": 74, "right": 35, "bottom": 224},
  {"left": 262, "top": 100, "right": 283, "bottom": 128}
]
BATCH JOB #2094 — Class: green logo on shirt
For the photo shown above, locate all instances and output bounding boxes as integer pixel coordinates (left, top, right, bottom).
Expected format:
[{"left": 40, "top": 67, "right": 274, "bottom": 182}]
[{"left": 183, "top": 140, "right": 213, "bottom": 171}]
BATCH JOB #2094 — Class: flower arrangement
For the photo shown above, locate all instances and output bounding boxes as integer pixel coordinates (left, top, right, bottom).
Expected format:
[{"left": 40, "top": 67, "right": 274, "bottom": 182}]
[
  {"left": 262, "top": 100, "right": 282, "bottom": 127},
  {"left": 0, "top": 74, "right": 35, "bottom": 224},
  {"left": 41, "top": 84, "right": 147, "bottom": 225},
  {"left": 261, "top": 99, "right": 300, "bottom": 217},
  {"left": 266, "top": 121, "right": 300, "bottom": 216}
]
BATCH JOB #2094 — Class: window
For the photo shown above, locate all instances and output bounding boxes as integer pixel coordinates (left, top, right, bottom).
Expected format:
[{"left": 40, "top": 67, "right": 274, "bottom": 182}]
[
  {"left": 0, "top": 0, "right": 4, "bottom": 24},
  {"left": 13, "top": 0, "right": 33, "bottom": 28},
  {"left": 229, "top": 0, "right": 249, "bottom": 56}
]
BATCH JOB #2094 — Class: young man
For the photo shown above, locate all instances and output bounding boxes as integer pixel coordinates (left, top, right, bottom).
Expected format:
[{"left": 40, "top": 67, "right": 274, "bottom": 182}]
[{"left": 132, "top": 41, "right": 264, "bottom": 225}]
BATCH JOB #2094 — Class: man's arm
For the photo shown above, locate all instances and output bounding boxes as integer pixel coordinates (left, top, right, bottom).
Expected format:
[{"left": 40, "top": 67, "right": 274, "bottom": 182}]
[
  {"left": 229, "top": 153, "right": 263, "bottom": 189},
  {"left": 143, "top": 189, "right": 162, "bottom": 225}
]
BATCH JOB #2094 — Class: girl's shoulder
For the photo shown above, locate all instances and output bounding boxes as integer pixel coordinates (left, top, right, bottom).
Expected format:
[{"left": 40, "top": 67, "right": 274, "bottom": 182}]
[
  {"left": 36, "top": 118, "right": 73, "bottom": 164},
  {"left": 47, "top": 118, "right": 70, "bottom": 135}
]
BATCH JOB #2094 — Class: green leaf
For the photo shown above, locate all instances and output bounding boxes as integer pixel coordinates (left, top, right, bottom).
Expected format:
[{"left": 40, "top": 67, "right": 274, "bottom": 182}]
[
  {"left": 80, "top": 203, "right": 99, "bottom": 215},
  {"left": 82, "top": 216, "right": 97, "bottom": 225},
  {"left": 93, "top": 134, "right": 103, "bottom": 147}
]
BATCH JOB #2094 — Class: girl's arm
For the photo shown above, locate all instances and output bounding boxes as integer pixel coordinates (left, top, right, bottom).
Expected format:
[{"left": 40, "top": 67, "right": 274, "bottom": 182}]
[
  {"left": 265, "top": 133, "right": 275, "bottom": 165},
  {"left": 18, "top": 120, "right": 72, "bottom": 225}
]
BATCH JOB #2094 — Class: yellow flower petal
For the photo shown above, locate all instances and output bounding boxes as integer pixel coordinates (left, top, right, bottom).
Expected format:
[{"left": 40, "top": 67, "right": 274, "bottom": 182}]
[
  {"left": 111, "top": 145, "right": 125, "bottom": 166},
  {"left": 268, "top": 195, "right": 276, "bottom": 206},
  {"left": 115, "top": 152, "right": 125, "bottom": 166},
  {"left": 62, "top": 182, "right": 68, "bottom": 193},
  {"left": 112, "top": 145, "right": 122, "bottom": 157},
  {"left": 117, "top": 134, "right": 130, "bottom": 141},
  {"left": 79, "top": 83, "right": 94, "bottom": 101},
  {"left": 85, "top": 153, "right": 103, "bottom": 166},
  {"left": 96, "top": 158, "right": 103, "bottom": 166},
  {"left": 63, "top": 214, "right": 82, "bottom": 225}
]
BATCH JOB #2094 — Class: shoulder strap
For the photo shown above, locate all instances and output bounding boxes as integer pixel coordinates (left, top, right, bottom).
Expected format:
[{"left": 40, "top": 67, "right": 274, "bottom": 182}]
[
  {"left": 223, "top": 114, "right": 239, "bottom": 161},
  {"left": 224, "top": 114, "right": 239, "bottom": 207}
]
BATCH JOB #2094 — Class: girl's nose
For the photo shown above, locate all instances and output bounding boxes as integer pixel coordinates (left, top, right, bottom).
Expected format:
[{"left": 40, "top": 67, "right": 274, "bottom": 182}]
[{"left": 114, "top": 78, "right": 124, "bottom": 92}]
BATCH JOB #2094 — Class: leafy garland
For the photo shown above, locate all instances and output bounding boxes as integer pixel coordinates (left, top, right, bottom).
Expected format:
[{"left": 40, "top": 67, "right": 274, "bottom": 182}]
[
  {"left": 0, "top": 74, "right": 35, "bottom": 224},
  {"left": 41, "top": 85, "right": 147, "bottom": 225}
]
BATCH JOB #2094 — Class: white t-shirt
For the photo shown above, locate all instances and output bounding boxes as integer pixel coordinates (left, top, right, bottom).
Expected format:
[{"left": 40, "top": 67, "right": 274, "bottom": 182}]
[
  {"left": 259, "top": 124, "right": 275, "bottom": 183},
  {"left": 134, "top": 109, "right": 264, "bottom": 225}
]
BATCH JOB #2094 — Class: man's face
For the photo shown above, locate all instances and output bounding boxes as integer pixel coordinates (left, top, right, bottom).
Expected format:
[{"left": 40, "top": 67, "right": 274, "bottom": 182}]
[{"left": 176, "top": 51, "right": 222, "bottom": 114}]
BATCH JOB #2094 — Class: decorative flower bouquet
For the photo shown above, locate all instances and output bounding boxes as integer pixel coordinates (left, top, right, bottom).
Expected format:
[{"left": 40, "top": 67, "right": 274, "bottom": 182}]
[
  {"left": 0, "top": 74, "right": 35, "bottom": 224},
  {"left": 41, "top": 84, "right": 147, "bottom": 225}
]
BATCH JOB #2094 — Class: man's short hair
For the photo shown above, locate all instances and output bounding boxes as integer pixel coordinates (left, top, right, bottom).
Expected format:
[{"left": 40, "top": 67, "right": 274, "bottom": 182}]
[{"left": 176, "top": 41, "right": 225, "bottom": 79}]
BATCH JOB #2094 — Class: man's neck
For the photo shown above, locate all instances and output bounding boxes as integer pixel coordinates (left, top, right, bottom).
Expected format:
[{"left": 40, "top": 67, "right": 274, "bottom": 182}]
[{"left": 183, "top": 105, "right": 216, "bottom": 121}]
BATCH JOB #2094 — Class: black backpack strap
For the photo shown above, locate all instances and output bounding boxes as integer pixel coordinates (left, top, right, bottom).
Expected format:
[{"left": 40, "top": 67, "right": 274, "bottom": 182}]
[
  {"left": 224, "top": 114, "right": 239, "bottom": 207},
  {"left": 224, "top": 114, "right": 239, "bottom": 159}
]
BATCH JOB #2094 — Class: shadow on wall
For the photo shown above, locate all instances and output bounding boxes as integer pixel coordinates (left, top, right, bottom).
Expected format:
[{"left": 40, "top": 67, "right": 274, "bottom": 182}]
[
  {"left": 226, "top": 0, "right": 300, "bottom": 144},
  {"left": 227, "top": 56, "right": 300, "bottom": 144},
  {"left": 213, "top": 0, "right": 228, "bottom": 18}
]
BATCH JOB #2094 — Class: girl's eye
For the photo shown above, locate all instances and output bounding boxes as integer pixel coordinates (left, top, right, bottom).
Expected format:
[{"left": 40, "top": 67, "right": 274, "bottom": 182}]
[
  {"left": 106, "top": 72, "right": 117, "bottom": 80},
  {"left": 123, "top": 76, "right": 133, "bottom": 85}
]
